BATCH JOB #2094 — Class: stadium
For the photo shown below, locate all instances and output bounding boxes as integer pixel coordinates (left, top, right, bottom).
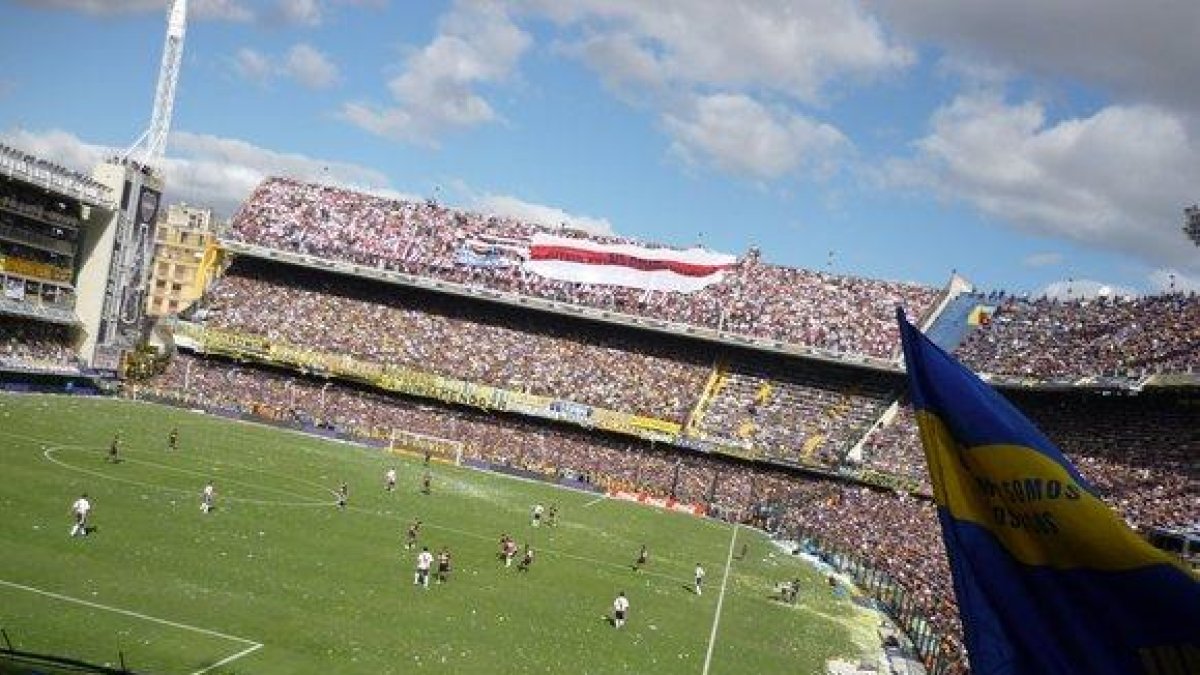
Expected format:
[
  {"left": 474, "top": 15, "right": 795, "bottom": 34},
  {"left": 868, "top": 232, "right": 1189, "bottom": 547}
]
[{"left": 1, "top": 2, "right": 1198, "bottom": 675}]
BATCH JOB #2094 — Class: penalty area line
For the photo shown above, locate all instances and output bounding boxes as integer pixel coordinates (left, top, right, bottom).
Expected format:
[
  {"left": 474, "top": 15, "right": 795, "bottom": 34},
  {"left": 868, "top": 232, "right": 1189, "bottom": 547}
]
[
  {"left": 0, "top": 578, "right": 262, "bottom": 674},
  {"left": 701, "top": 524, "right": 739, "bottom": 675},
  {"left": 581, "top": 495, "right": 606, "bottom": 508}
]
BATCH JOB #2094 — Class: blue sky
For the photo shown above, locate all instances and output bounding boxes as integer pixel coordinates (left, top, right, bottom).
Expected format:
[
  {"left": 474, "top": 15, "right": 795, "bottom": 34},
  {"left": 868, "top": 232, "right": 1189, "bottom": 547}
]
[{"left": 2, "top": 0, "right": 1198, "bottom": 296}]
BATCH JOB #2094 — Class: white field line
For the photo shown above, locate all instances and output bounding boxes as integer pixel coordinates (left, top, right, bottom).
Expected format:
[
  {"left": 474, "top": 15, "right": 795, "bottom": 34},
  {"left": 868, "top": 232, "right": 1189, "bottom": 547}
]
[
  {"left": 0, "top": 578, "right": 262, "bottom": 675},
  {"left": 582, "top": 495, "right": 606, "bottom": 508},
  {"left": 40, "top": 446, "right": 329, "bottom": 508},
  {"left": 701, "top": 524, "right": 739, "bottom": 675}
]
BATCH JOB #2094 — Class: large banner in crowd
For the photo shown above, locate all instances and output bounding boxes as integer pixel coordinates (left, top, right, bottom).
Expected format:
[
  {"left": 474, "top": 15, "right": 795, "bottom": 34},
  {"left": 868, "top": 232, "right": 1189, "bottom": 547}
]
[{"left": 523, "top": 234, "right": 737, "bottom": 293}]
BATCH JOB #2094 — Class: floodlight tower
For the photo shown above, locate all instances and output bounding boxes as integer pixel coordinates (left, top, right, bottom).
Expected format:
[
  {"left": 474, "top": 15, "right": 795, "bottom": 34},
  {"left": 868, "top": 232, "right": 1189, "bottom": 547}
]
[
  {"left": 86, "top": 0, "right": 188, "bottom": 369},
  {"left": 125, "top": 0, "right": 187, "bottom": 169}
]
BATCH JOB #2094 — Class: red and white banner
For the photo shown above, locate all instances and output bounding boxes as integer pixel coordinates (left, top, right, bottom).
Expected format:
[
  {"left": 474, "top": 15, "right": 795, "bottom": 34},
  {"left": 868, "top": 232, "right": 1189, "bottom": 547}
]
[{"left": 522, "top": 233, "right": 736, "bottom": 293}]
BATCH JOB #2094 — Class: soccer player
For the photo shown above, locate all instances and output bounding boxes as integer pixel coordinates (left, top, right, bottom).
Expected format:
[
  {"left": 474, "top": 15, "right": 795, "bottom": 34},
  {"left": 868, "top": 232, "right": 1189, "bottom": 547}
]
[
  {"left": 69, "top": 493, "right": 91, "bottom": 537},
  {"left": 612, "top": 592, "right": 629, "bottom": 629},
  {"left": 201, "top": 482, "right": 215, "bottom": 514},
  {"left": 502, "top": 536, "right": 518, "bottom": 568},
  {"left": 106, "top": 433, "right": 121, "bottom": 464},
  {"left": 694, "top": 563, "right": 706, "bottom": 595},
  {"left": 516, "top": 545, "right": 534, "bottom": 573},
  {"left": 336, "top": 482, "right": 348, "bottom": 509},
  {"left": 423, "top": 449, "right": 431, "bottom": 466},
  {"left": 384, "top": 468, "right": 397, "bottom": 492},
  {"left": 530, "top": 503, "right": 544, "bottom": 527},
  {"left": 167, "top": 427, "right": 179, "bottom": 451},
  {"left": 415, "top": 547, "right": 434, "bottom": 588},
  {"left": 547, "top": 503, "right": 558, "bottom": 527},
  {"left": 405, "top": 519, "right": 422, "bottom": 550},
  {"left": 633, "top": 544, "right": 648, "bottom": 571},
  {"left": 421, "top": 472, "right": 431, "bottom": 496},
  {"left": 436, "top": 547, "right": 451, "bottom": 584}
]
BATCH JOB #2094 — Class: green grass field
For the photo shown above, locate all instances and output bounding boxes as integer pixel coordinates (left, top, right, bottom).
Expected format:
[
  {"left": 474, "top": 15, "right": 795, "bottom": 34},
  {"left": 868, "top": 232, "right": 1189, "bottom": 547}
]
[{"left": 0, "top": 394, "right": 880, "bottom": 674}]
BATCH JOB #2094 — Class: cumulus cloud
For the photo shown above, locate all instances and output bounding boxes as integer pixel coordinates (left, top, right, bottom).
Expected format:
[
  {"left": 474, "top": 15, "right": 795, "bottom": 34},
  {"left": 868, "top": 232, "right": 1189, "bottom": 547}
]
[
  {"left": 0, "top": 128, "right": 396, "bottom": 217},
  {"left": 1038, "top": 279, "right": 1137, "bottom": 300},
  {"left": 1021, "top": 252, "right": 1062, "bottom": 268},
  {"left": 274, "top": 0, "right": 321, "bottom": 26},
  {"left": 474, "top": 194, "right": 614, "bottom": 235},
  {"left": 231, "top": 44, "right": 339, "bottom": 90},
  {"left": 233, "top": 48, "right": 272, "bottom": 84},
  {"left": 16, "top": 0, "right": 253, "bottom": 21},
  {"left": 340, "top": 0, "right": 530, "bottom": 145},
  {"left": 1148, "top": 268, "right": 1200, "bottom": 294},
  {"left": 875, "top": 0, "right": 1200, "bottom": 119},
  {"left": 283, "top": 44, "right": 339, "bottom": 89},
  {"left": 663, "top": 94, "right": 849, "bottom": 180},
  {"left": 886, "top": 93, "right": 1200, "bottom": 273},
  {"left": 529, "top": 0, "right": 913, "bottom": 104}
]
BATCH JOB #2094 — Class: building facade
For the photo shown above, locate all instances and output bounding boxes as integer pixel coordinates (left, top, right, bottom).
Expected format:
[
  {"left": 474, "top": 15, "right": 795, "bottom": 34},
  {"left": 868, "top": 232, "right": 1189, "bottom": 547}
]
[{"left": 146, "top": 203, "right": 219, "bottom": 317}]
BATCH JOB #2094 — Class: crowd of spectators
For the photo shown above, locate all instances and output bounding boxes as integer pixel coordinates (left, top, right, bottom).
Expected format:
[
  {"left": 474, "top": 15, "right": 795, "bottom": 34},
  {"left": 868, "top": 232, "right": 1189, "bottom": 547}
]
[
  {"left": 226, "top": 177, "right": 942, "bottom": 359},
  {"left": 0, "top": 316, "right": 80, "bottom": 373},
  {"left": 692, "top": 362, "right": 894, "bottom": 468},
  {"left": 957, "top": 294, "right": 1200, "bottom": 379},
  {"left": 856, "top": 403, "right": 930, "bottom": 491},
  {"left": 199, "top": 260, "right": 711, "bottom": 421}
]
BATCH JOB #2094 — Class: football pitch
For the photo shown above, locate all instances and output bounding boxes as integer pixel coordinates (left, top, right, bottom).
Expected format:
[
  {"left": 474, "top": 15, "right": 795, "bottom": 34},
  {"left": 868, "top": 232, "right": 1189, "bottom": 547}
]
[{"left": 0, "top": 394, "right": 880, "bottom": 674}]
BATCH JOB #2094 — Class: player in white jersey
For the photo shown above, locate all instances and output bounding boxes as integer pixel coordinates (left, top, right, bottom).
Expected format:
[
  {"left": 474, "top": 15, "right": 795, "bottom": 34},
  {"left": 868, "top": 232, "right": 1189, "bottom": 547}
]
[
  {"left": 415, "top": 547, "right": 434, "bottom": 588},
  {"left": 531, "top": 503, "right": 544, "bottom": 527},
  {"left": 612, "top": 592, "right": 629, "bottom": 628},
  {"left": 384, "top": 468, "right": 397, "bottom": 492},
  {"left": 694, "top": 563, "right": 706, "bottom": 595},
  {"left": 69, "top": 494, "right": 91, "bottom": 537},
  {"left": 201, "top": 483, "right": 215, "bottom": 513}
]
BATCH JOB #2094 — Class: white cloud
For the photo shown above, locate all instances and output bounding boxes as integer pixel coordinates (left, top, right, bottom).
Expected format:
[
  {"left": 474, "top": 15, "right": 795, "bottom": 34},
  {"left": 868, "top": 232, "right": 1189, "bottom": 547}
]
[
  {"left": 1021, "top": 252, "right": 1062, "bottom": 268},
  {"left": 663, "top": 94, "right": 849, "bottom": 180},
  {"left": 527, "top": 0, "right": 913, "bottom": 104},
  {"left": 340, "top": 0, "right": 531, "bottom": 145},
  {"left": 0, "top": 128, "right": 396, "bottom": 217},
  {"left": 231, "top": 44, "right": 339, "bottom": 90},
  {"left": 875, "top": 0, "right": 1200, "bottom": 119},
  {"left": 1038, "top": 279, "right": 1137, "bottom": 301},
  {"left": 274, "top": 0, "right": 321, "bottom": 26},
  {"left": 283, "top": 44, "right": 339, "bottom": 89},
  {"left": 887, "top": 93, "right": 1200, "bottom": 273},
  {"left": 193, "top": 0, "right": 253, "bottom": 21},
  {"left": 16, "top": 0, "right": 253, "bottom": 21},
  {"left": 1148, "top": 268, "right": 1200, "bottom": 294},
  {"left": 233, "top": 48, "right": 272, "bottom": 84},
  {"left": 474, "top": 194, "right": 614, "bottom": 235}
]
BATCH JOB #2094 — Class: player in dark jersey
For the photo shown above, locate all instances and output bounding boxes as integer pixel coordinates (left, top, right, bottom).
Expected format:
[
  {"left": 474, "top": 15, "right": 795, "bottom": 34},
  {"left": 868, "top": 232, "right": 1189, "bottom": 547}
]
[
  {"left": 436, "top": 548, "right": 451, "bottom": 584},
  {"left": 421, "top": 472, "right": 431, "bottom": 496},
  {"left": 547, "top": 504, "right": 559, "bottom": 527},
  {"left": 405, "top": 519, "right": 422, "bottom": 550},
  {"left": 516, "top": 545, "right": 534, "bottom": 573},
  {"left": 167, "top": 427, "right": 179, "bottom": 451},
  {"left": 633, "top": 544, "right": 648, "bottom": 571},
  {"left": 106, "top": 433, "right": 121, "bottom": 463}
]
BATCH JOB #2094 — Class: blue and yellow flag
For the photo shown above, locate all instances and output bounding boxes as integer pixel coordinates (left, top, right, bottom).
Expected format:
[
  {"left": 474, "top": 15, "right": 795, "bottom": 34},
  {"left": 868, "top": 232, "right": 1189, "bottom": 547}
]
[{"left": 897, "top": 310, "right": 1199, "bottom": 675}]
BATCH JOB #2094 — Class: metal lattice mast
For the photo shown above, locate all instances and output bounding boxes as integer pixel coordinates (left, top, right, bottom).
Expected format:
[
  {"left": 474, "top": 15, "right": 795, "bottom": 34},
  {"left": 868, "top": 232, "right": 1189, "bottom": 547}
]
[{"left": 129, "top": 0, "right": 187, "bottom": 169}]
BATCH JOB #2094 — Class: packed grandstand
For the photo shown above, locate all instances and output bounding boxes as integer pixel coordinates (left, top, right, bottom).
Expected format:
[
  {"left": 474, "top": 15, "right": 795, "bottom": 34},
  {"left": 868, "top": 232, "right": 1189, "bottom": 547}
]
[{"left": 3, "top": 174, "right": 1198, "bottom": 674}]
